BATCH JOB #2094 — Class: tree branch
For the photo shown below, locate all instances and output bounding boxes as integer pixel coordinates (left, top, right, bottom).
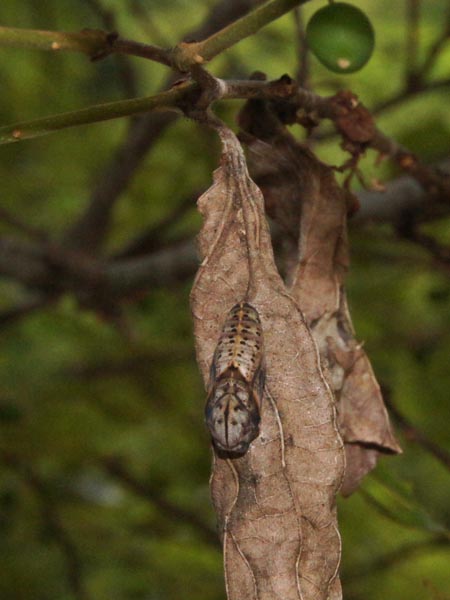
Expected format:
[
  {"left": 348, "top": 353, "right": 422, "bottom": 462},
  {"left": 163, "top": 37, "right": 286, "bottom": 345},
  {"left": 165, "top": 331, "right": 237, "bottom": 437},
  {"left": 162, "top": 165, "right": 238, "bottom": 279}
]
[
  {"left": 106, "top": 238, "right": 199, "bottom": 294},
  {"left": 127, "top": 0, "right": 171, "bottom": 48},
  {"left": 2, "top": 454, "right": 90, "bottom": 600},
  {"left": 0, "top": 294, "right": 52, "bottom": 327},
  {"left": 63, "top": 0, "right": 266, "bottom": 253},
  {"left": 66, "top": 347, "right": 194, "bottom": 379},
  {"left": 7, "top": 73, "right": 448, "bottom": 210},
  {"left": 0, "top": 77, "right": 323, "bottom": 145},
  {"left": 172, "top": 0, "right": 312, "bottom": 70},
  {"left": 386, "top": 398, "right": 450, "bottom": 471},
  {"left": 371, "top": 77, "right": 450, "bottom": 115},
  {"left": 0, "top": 25, "right": 172, "bottom": 66},
  {"left": 417, "top": 5, "right": 450, "bottom": 79},
  {"left": 0, "top": 86, "right": 187, "bottom": 145},
  {"left": 101, "top": 457, "right": 219, "bottom": 548},
  {"left": 84, "top": 0, "right": 138, "bottom": 98},
  {"left": 293, "top": 7, "right": 310, "bottom": 87},
  {"left": 1, "top": 1, "right": 312, "bottom": 72},
  {"left": 0, "top": 205, "right": 48, "bottom": 241},
  {"left": 1, "top": 159, "right": 449, "bottom": 312},
  {"left": 0, "top": 236, "right": 50, "bottom": 286},
  {"left": 113, "top": 193, "right": 197, "bottom": 259},
  {"left": 352, "top": 165, "right": 450, "bottom": 225},
  {"left": 405, "top": 0, "right": 421, "bottom": 88},
  {"left": 0, "top": 25, "right": 110, "bottom": 55}
]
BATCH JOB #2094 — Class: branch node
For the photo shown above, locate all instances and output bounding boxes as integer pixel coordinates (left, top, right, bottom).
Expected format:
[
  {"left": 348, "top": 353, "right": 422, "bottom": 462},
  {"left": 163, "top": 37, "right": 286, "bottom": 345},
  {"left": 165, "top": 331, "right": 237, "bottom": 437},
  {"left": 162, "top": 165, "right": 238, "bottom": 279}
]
[
  {"left": 171, "top": 41, "right": 205, "bottom": 72},
  {"left": 88, "top": 29, "right": 118, "bottom": 61}
]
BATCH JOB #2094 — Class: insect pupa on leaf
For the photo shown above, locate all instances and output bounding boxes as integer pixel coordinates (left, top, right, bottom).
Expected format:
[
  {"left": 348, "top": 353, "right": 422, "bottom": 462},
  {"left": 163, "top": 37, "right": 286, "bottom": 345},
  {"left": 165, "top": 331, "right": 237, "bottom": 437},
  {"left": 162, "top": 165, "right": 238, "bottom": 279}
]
[{"left": 205, "top": 302, "right": 265, "bottom": 454}]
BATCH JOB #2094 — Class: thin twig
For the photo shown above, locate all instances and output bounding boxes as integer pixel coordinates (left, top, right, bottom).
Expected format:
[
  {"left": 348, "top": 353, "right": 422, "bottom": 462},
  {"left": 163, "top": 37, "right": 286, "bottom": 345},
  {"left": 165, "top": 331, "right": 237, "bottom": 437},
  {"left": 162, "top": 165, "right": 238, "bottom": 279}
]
[
  {"left": 386, "top": 397, "right": 450, "bottom": 471},
  {"left": 108, "top": 37, "right": 172, "bottom": 66},
  {"left": 0, "top": 78, "right": 329, "bottom": 145},
  {"left": 0, "top": 205, "right": 48, "bottom": 241},
  {"left": 32, "top": 0, "right": 268, "bottom": 253},
  {"left": 113, "top": 193, "right": 197, "bottom": 259},
  {"left": 405, "top": 0, "right": 421, "bottom": 88},
  {"left": 127, "top": 0, "right": 171, "bottom": 47},
  {"left": 343, "top": 535, "right": 450, "bottom": 582},
  {"left": 0, "top": 76, "right": 448, "bottom": 239},
  {"left": 1, "top": 1, "right": 313, "bottom": 72},
  {"left": 0, "top": 25, "right": 172, "bottom": 66},
  {"left": 0, "top": 86, "right": 187, "bottom": 144},
  {"left": 102, "top": 457, "right": 219, "bottom": 547},
  {"left": 84, "top": 0, "right": 115, "bottom": 29},
  {"left": 172, "top": 0, "right": 313, "bottom": 71},
  {"left": 371, "top": 77, "right": 450, "bottom": 114},
  {"left": 0, "top": 25, "right": 108, "bottom": 55},
  {"left": 0, "top": 295, "right": 52, "bottom": 327},
  {"left": 84, "top": 0, "right": 138, "bottom": 98},
  {"left": 106, "top": 238, "right": 199, "bottom": 294},
  {"left": 2, "top": 455, "right": 90, "bottom": 600},
  {"left": 418, "top": 5, "right": 450, "bottom": 78},
  {"left": 4, "top": 74, "right": 446, "bottom": 203},
  {"left": 293, "top": 7, "right": 309, "bottom": 87},
  {"left": 66, "top": 347, "right": 194, "bottom": 379},
  {"left": 358, "top": 488, "right": 410, "bottom": 528},
  {"left": 1, "top": 172, "right": 449, "bottom": 304}
]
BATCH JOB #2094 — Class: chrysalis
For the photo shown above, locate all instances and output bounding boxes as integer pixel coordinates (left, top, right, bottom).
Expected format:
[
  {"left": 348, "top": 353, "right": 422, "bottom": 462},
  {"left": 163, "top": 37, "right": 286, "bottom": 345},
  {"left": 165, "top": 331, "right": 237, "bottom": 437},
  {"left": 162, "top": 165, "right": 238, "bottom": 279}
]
[{"left": 205, "top": 302, "right": 265, "bottom": 454}]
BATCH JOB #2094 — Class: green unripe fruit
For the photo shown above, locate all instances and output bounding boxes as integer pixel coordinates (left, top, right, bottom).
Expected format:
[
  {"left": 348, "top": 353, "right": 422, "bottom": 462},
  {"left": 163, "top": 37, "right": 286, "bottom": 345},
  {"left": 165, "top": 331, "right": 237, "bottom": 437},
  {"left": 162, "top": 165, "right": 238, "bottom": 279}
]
[{"left": 306, "top": 2, "right": 375, "bottom": 74}]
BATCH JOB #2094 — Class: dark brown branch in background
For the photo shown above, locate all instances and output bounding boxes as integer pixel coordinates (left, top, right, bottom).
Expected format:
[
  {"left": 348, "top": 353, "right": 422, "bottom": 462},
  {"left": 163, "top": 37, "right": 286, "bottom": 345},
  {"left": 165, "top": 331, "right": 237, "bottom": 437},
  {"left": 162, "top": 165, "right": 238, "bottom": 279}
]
[
  {"left": 293, "top": 7, "right": 309, "bottom": 87},
  {"left": 331, "top": 97, "right": 450, "bottom": 199},
  {"left": 84, "top": 0, "right": 115, "bottom": 27},
  {"left": 1, "top": 158, "right": 449, "bottom": 326},
  {"left": 417, "top": 3, "right": 450, "bottom": 80},
  {"left": 0, "top": 206, "right": 48, "bottom": 241},
  {"left": 385, "top": 397, "right": 450, "bottom": 471},
  {"left": 102, "top": 457, "right": 219, "bottom": 548},
  {"left": 357, "top": 488, "right": 407, "bottom": 525},
  {"left": 377, "top": 2, "right": 450, "bottom": 110},
  {"left": 405, "top": 0, "right": 421, "bottom": 89},
  {"left": 113, "top": 192, "right": 197, "bottom": 259},
  {"left": 2, "top": 66, "right": 446, "bottom": 258},
  {"left": 66, "top": 347, "right": 194, "bottom": 379},
  {"left": 352, "top": 159, "right": 450, "bottom": 224},
  {"left": 226, "top": 78, "right": 450, "bottom": 199},
  {"left": 0, "top": 294, "right": 52, "bottom": 327},
  {"left": 106, "top": 238, "right": 199, "bottom": 294},
  {"left": 84, "top": 0, "right": 138, "bottom": 98},
  {"left": 102, "top": 37, "right": 172, "bottom": 66},
  {"left": 2, "top": 454, "right": 90, "bottom": 600},
  {"left": 371, "top": 77, "right": 450, "bottom": 115},
  {"left": 63, "top": 110, "right": 177, "bottom": 252},
  {"left": 127, "top": 0, "right": 170, "bottom": 48},
  {"left": 394, "top": 213, "right": 450, "bottom": 275},
  {"left": 0, "top": 237, "right": 51, "bottom": 286},
  {"left": 0, "top": 233, "right": 194, "bottom": 309},
  {"left": 64, "top": 0, "right": 265, "bottom": 254}
]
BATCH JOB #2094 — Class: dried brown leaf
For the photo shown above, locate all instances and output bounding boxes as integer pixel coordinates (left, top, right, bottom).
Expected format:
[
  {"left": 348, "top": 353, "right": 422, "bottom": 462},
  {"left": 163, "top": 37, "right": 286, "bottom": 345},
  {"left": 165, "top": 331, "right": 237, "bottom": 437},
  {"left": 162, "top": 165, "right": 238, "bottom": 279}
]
[
  {"left": 238, "top": 111, "right": 400, "bottom": 496},
  {"left": 191, "top": 126, "right": 344, "bottom": 599},
  {"left": 330, "top": 91, "right": 376, "bottom": 144},
  {"left": 287, "top": 143, "right": 401, "bottom": 495}
]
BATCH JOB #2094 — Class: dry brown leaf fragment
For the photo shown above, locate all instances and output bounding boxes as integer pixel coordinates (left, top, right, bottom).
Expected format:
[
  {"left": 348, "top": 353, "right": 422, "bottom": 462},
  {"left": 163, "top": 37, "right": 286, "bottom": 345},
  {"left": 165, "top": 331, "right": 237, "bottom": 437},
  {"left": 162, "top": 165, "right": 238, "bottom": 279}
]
[
  {"left": 330, "top": 90, "right": 376, "bottom": 144},
  {"left": 286, "top": 141, "right": 401, "bottom": 495},
  {"left": 237, "top": 105, "right": 400, "bottom": 496},
  {"left": 191, "top": 124, "right": 344, "bottom": 599}
]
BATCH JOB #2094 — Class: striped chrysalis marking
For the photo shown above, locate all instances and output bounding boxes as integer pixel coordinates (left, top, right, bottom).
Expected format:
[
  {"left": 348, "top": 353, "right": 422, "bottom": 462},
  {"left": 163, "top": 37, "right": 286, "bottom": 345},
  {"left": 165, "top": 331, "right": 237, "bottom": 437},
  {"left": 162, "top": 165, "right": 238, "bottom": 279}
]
[{"left": 205, "top": 302, "right": 265, "bottom": 454}]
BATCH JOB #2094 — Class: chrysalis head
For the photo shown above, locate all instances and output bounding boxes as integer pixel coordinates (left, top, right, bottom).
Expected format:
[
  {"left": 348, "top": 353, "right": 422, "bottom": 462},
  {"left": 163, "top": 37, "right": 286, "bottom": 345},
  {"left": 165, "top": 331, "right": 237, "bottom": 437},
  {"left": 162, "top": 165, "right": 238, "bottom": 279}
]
[{"left": 205, "top": 378, "right": 260, "bottom": 454}]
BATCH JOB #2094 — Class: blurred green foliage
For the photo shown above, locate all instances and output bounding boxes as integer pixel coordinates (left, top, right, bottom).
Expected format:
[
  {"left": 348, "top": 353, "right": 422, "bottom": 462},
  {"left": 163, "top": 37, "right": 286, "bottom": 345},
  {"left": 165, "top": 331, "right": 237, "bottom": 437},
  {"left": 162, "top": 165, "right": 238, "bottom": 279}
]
[{"left": 0, "top": 1, "right": 449, "bottom": 599}]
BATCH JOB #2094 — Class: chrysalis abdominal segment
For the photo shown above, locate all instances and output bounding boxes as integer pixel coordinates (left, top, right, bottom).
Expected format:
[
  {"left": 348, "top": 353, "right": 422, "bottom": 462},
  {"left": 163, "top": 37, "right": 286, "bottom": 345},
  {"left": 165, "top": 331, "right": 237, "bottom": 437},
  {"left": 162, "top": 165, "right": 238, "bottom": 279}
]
[{"left": 206, "top": 302, "right": 265, "bottom": 454}]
